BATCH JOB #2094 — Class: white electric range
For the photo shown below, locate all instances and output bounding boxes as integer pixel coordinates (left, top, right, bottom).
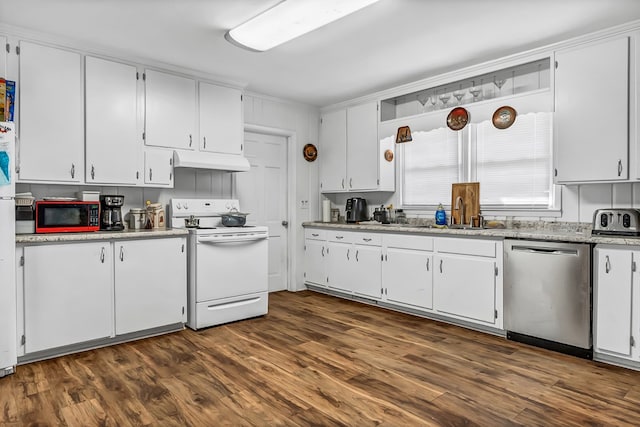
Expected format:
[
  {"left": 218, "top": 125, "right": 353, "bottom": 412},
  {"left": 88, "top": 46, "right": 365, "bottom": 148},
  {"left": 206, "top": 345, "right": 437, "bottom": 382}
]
[{"left": 169, "top": 198, "right": 269, "bottom": 330}]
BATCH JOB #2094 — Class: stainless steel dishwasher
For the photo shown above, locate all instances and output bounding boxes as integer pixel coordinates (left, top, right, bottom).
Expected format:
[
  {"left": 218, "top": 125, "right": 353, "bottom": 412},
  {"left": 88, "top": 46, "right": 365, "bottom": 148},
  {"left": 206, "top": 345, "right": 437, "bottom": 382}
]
[{"left": 504, "top": 239, "right": 592, "bottom": 359}]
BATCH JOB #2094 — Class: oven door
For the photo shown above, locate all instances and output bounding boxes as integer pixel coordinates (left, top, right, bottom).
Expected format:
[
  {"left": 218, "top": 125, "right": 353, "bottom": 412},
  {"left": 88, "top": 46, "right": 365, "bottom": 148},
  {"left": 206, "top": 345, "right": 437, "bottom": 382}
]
[{"left": 195, "top": 233, "right": 268, "bottom": 302}]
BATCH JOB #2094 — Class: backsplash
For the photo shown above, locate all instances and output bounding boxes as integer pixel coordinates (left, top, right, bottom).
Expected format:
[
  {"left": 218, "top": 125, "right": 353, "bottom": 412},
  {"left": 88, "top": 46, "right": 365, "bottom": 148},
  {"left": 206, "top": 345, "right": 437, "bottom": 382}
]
[
  {"left": 16, "top": 169, "right": 233, "bottom": 227},
  {"left": 320, "top": 182, "right": 640, "bottom": 224}
]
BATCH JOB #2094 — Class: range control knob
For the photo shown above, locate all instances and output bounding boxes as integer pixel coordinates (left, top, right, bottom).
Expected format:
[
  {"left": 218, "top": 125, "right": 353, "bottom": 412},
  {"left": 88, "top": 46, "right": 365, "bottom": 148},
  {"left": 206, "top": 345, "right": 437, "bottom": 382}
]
[
  {"left": 600, "top": 213, "right": 608, "bottom": 228},
  {"left": 176, "top": 203, "right": 182, "bottom": 209},
  {"left": 623, "top": 213, "right": 631, "bottom": 228}
]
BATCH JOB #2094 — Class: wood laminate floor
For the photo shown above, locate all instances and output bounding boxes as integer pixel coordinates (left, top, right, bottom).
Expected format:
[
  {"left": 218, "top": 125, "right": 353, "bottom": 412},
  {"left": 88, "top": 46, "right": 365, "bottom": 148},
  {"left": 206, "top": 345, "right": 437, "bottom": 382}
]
[{"left": 2, "top": 290, "right": 640, "bottom": 426}]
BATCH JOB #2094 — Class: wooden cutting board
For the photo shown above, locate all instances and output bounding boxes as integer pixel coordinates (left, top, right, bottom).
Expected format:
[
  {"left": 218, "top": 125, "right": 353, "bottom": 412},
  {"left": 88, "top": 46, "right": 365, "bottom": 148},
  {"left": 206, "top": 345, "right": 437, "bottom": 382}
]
[{"left": 451, "top": 182, "right": 480, "bottom": 226}]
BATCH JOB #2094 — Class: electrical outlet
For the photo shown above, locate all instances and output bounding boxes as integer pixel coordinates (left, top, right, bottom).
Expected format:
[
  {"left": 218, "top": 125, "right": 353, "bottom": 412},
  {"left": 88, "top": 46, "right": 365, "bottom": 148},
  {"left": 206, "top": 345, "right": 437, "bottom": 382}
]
[{"left": 300, "top": 200, "right": 309, "bottom": 209}]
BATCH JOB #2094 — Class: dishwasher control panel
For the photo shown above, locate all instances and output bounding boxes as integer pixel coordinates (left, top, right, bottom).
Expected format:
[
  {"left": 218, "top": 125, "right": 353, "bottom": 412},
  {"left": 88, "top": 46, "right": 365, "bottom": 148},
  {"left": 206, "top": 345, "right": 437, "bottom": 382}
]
[{"left": 592, "top": 208, "right": 640, "bottom": 236}]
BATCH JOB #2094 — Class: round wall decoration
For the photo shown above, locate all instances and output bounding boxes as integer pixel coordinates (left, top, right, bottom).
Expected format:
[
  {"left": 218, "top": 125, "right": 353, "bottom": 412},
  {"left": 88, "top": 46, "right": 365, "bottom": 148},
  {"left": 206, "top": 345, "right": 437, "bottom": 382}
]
[
  {"left": 446, "top": 107, "right": 469, "bottom": 131},
  {"left": 303, "top": 143, "right": 318, "bottom": 162},
  {"left": 384, "top": 149, "right": 394, "bottom": 162},
  {"left": 492, "top": 106, "right": 517, "bottom": 129}
]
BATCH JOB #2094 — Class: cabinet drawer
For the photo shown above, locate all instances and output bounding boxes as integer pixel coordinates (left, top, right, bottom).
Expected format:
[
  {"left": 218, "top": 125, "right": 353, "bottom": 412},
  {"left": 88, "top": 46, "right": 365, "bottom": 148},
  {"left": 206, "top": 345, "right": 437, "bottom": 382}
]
[
  {"left": 384, "top": 234, "right": 433, "bottom": 251},
  {"left": 436, "top": 237, "right": 496, "bottom": 258},
  {"left": 305, "top": 229, "right": 327, "bottom": 240},
  {"left": 352, "top": 232, "right": 381, "bottom": 246},
  {"left": 328, "top": 231, "right": 355, "bottom": 243}
]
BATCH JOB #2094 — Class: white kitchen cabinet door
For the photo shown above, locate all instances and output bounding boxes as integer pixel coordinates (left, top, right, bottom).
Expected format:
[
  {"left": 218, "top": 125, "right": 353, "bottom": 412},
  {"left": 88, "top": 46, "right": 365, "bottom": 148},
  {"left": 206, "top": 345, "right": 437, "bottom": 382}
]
[
  {"left": 347, "top": 101, "right": 378, "bottom": 191},
  {"left": 144, "top": 149, "right": 173, "bottom": 186},
  {"left": 326, "top": 240, "right": 352, "bottom": 293},
  {"left": 319, "top": 109, "right": 347, "bottom": 192},
  {"left": 351, "top": 243, "right": 382, "bottom": 299},
  {"left": 85, "top": 56, "right": 140, "bottom": 185},
  {"left": 114, "top": 238, "right": 187, "bottom": 335},
  {"left": 199, "top": 82, "right": 242, "bottom": 154},
  {"left": 144, "top": 69, "right": 196, "bottom": 150},
  {"left": 555, "top": 36, "right": 629, "bottom": 183},
  {"left": 18, "top": 41, "right": 83, "bottom": 183},
  {"left": 434, "top": 254, "right": 496, "bottom": 325},
  {"left": 594, "top": 247, "right": 635, "bottom": 358},
  {"left": 383, "top": 247, "right": 433, "bottom": 309},
  {"left": 304, "top": 238, "right": 327, "bottom": 286},
  {"left": 0, "top": 35, "right": 6, "bottom": 83},
  {"left": 23, "top": 243, "right": 112, "bottom": 353}
]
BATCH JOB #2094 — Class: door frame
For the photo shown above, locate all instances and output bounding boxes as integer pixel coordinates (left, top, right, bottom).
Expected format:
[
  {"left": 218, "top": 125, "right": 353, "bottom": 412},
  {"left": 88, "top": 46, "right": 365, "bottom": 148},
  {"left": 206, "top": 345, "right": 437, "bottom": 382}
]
[{"left": 241, "top": 124, "right": 296, "bottom": 292}]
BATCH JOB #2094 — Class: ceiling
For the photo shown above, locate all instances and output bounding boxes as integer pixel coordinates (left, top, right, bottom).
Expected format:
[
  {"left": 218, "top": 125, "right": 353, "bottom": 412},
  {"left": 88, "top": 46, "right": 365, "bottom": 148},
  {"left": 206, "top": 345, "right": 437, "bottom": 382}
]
[{"left": 2, "top": 0, "right": 640, "bottom": 107}]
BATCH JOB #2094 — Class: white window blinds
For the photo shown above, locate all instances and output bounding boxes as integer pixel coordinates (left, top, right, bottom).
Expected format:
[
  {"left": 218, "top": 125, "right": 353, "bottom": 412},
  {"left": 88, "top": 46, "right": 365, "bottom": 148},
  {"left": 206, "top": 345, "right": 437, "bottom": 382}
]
[
  {"left": 402, "top": 127, "right": 460, "bottom": 206},
  {"left": 475, "top": 112, "right": 552, "bottom": 208}
]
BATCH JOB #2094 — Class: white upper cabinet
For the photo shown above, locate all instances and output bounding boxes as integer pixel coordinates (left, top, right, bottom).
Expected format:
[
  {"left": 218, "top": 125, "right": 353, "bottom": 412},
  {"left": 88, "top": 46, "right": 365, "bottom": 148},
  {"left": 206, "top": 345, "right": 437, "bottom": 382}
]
[
  {"left": 18, "top": 41, "right": 83, "bottom": 183},
  {"left": 347, "top": 102, "right": 379, "bottom": 191},
  {"left": 0, "top": 35, "right": 6, "bottom": 81},
  {"left": 319, "top": 109, "right": 347, "bottom": 192},
  {"left": 320, "top": 101, "right": 393, "bottom": 193},
  {"left": 144, "top": 69, "right": 196, "bottom": 150},
  {"left": 555, "top": 36, "right": 629, "bottom": 183},
  {"left": 199, "top": 82, "right": 243, "bottom": 155},
  {"left": 144, "top": 148, "right": 173, "bottom": 187},
  {"left": 85, "top": 56, "right": 140, "bottom": 185}
]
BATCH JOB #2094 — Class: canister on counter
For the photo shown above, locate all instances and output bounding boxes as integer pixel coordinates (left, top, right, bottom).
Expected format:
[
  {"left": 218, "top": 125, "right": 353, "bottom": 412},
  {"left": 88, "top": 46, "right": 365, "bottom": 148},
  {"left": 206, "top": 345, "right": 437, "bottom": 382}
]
[{"left": 129, "top": 208, "right": 146, "bottom": 230}]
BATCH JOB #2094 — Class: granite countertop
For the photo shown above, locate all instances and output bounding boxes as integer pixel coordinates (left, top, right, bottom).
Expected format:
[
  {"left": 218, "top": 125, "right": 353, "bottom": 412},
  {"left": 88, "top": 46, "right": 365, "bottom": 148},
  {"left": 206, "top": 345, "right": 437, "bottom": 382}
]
[
  {"left": 16, "top": 228, "right": 189, "bottom": 244},
  {"left": 302, "top": 221, "right": 640, "bottom": 246}
]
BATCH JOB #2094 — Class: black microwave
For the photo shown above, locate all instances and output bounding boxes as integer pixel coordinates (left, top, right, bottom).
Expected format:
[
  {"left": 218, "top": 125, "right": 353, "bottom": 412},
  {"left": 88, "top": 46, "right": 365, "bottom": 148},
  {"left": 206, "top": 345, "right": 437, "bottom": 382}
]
[{"left": 35, "top": 200, "right": 100, "bottom": 233}]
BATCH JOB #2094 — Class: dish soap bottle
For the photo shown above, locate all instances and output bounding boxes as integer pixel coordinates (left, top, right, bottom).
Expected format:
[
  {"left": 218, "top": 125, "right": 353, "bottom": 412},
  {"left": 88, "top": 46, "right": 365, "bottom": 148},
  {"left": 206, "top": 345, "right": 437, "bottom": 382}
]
[{"left": 435, "top": 203, "right": 447, "bottom": 226}]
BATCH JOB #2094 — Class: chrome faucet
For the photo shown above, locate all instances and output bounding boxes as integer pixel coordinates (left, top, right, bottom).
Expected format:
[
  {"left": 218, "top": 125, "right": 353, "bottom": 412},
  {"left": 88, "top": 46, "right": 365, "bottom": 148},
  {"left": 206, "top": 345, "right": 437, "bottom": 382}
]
[{"left": 454, "top": 196, "right": 465, "bottom": 225}]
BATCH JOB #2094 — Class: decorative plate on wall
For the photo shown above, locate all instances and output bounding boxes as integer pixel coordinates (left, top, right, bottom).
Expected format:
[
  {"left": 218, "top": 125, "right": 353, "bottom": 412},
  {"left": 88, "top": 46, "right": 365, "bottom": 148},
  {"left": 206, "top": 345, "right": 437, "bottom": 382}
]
[
  {"left": 492, "top": 106, "right": 517, "bottom": 129},
  {"left": 303, "top": 143, "right": 318, "bottom": 162},
  {"left": 384, "top": 149, "right": 394, "bottom": 162},
  {"left": 446, "top": 107, "right": 469, "bottom": 131}
]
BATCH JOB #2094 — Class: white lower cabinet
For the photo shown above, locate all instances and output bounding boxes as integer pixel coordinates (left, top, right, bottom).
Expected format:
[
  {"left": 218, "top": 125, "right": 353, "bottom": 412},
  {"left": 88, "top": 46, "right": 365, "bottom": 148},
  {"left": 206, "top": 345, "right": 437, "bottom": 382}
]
[
  {"left": 304, "top": 228, "right": 503, "bottom": 330},
  {"left": 19, "top": 237, "right": 187, "bottom": 357},
  {"left": 304, "top": 229, "right": 327, "bottom": 286},
  {"left": 325, "top": 231, "right": 382, "bottom": 298},
  {"left": 433, "top": 237, "right": 502, "bottom": 327},
  {"left": 382, "top": 234, "right": 434, "bottom": 310},
  {"left": 594, "top": 245, "right": 639, "bottom": 363},
  {"left": 23, "top": 242, "right": 112, "bottom": 353},
  {"left": 114, "top": 238, "right": 187, "bottom": 335}
]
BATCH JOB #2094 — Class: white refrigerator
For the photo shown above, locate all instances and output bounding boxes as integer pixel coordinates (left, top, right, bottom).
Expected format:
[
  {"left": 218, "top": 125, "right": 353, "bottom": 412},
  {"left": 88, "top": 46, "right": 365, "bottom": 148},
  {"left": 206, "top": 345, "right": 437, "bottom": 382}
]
[{"left": 0, "top": 122, "right": 16, "bottom": 377}]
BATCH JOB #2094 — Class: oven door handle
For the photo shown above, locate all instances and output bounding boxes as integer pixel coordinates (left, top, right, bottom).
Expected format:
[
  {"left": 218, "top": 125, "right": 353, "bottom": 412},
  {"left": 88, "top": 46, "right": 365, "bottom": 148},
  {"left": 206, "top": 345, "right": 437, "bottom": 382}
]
[{"left": 197, "top": 235, "right": 267, "bottom": 244}]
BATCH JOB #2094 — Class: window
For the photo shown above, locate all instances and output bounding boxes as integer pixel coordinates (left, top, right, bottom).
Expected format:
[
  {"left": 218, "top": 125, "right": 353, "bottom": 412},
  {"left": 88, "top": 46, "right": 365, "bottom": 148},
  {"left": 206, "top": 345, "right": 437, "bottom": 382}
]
[
  {"left": 401, "top": 111, "right": 556, "bottom": 211},
  {"left": 402, "top": 127, "right": 460, "bottom": 206}
]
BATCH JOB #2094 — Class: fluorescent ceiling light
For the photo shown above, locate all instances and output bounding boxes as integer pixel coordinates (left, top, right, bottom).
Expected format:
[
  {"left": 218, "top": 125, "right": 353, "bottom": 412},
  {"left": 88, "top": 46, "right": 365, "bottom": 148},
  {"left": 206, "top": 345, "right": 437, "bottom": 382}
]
[{"left": 225, "top": 0, "right": 380, "bottom": 52}]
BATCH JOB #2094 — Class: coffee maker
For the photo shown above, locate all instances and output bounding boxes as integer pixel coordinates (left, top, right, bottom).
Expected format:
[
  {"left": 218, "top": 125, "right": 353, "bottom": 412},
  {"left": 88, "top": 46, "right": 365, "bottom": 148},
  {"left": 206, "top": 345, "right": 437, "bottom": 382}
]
[{"left": 100, "top": 195, "right": 125, "bottom": 231}]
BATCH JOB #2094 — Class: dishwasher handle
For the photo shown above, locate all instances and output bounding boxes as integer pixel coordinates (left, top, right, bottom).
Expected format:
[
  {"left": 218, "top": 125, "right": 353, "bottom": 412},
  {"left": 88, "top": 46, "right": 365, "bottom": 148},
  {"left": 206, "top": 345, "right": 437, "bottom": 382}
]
[{"left": 511, "top": 245, "right": 578, "bottom": 256}]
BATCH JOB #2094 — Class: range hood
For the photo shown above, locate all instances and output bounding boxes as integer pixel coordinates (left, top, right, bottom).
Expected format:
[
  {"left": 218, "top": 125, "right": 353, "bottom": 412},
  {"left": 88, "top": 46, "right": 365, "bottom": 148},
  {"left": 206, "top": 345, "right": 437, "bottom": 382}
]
[{"left": 172, "top": 150, "right": 250, "bottom": 172}]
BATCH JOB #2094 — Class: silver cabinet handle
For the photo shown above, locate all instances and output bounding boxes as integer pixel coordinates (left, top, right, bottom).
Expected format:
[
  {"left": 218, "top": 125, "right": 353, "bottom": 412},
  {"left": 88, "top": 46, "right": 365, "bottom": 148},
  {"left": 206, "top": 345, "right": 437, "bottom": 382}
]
[
  {"left": 349, "top": 178, "right": 353, "bottom": 188},
  {"left": 149, "top": 168, "right": 153, "bottom": 181},
  {"left": 203, "top": 136, "right": 207, "bottom": 149},
  {"left": 100, "top": 247, "right": 105, "bottom": 263},
  {"left": 282, "top": 220, "right": 289, "bottom": 227},
  {"left": 189, "top": 134, "right": 193, "bottom": 147},
  {"left": 356, "top": 250, "right": 359, "bottom": 262},
  {"left": 321, "top": 246, "right": 325, "bottom": 257},
  {"left": 426, "top": 258, "right": 429, "bottom": 271},
  {"left": 347, "top": 249, "right": 350, "bottom": 260},
  {"left": 363, "top": 238, "right": 372, "bottom": 242},
  {"left": 439, "top": 259, "right": 443, "bottom": 273},
  {"left": 91, "top": 165, "right": 95, "bottom": 180},
  {"left": 70, "top": 163, "right": 75, "bottom": 179},
  {"left": 618, "top": 159, "right": 623, "bottom": 177},
  {"left": 605, "top": 255, "right": 611, "bottom": 274},
  {"left": 120, "top": 246, "right": 124, "bottom": 262},
  {"left": 312, "top": 233, "right": 319, "bottom": 237},
  {"left": 335, "top": 235, "right": 344, "bottom": 240},
  {"left": 341, "top": 178, "right": 345, "bottom": 189}
]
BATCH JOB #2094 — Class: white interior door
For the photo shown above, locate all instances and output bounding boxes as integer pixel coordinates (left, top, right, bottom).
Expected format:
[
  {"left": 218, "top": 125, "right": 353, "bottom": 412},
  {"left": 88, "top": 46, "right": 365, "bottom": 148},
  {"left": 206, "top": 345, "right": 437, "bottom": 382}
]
[{"left": 234, "top": 132, "right": 288, "bottom": 292}]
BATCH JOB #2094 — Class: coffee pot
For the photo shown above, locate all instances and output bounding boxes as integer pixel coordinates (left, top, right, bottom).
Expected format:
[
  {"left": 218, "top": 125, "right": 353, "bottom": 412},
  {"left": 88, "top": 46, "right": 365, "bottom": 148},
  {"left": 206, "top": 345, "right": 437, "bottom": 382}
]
[{"left": 100, "top": 195, "right": 125, "bottom": 231}]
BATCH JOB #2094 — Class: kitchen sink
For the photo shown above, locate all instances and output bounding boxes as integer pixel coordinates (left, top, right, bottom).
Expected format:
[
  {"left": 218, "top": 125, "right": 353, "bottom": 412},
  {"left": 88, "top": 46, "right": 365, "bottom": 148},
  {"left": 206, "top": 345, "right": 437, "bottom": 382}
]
[{"left": 448, "top": 224, "right": 487, "bottom": 230}]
